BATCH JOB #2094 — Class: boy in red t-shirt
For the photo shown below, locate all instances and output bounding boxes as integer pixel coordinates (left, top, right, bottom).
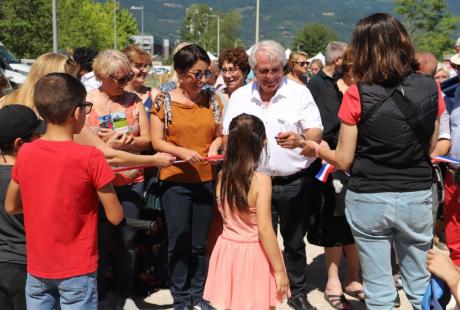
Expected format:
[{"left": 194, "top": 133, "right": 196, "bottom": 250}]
[{"left": 5, "top": 73, "right": 124, "bottom": 310}]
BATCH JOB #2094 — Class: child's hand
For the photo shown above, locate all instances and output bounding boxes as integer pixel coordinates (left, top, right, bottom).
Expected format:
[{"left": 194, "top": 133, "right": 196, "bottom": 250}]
[
  {"left": 275, "top": 270, "right": 289, "bottom": 295},
  {"left": 426, "top": 249, "right": 460, "bottom": 286}
]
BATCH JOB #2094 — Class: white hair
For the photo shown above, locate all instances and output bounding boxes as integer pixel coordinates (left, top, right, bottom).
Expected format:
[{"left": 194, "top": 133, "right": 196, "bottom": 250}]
[
  {"left": 249, "top": 40, "right": 286, "bottom": 69},
  {"left": 325, "top": 41, "right": 347, "bottom": 65}
]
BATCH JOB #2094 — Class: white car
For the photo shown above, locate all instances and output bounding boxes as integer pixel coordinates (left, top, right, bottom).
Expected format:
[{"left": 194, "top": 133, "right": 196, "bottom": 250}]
[{"left": 0, "top": 42, "right": 31, "bottom": 85}]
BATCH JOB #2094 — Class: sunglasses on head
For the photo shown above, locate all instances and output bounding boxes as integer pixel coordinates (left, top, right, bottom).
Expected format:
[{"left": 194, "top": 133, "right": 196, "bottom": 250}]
[
  {"left": 187, "top": 70, "right": 213, "bottom": 81},
  {"left": 110, "top": 72, "right": 134, "bottom": 85}
]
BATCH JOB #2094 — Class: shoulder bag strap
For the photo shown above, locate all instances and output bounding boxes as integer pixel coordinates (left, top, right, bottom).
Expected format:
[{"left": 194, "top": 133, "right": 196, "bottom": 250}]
[
  {"left": 391, "top": 88, "right": 434, "bottom": 165},
  {"left": 358, "top": 81, "right": 396, "bottom": 125}
]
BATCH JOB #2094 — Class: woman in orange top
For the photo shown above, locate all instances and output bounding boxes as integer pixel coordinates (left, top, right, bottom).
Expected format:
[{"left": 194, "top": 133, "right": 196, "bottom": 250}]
[{"left": 150, "top": 44, "right": 222, "bottom": 310}]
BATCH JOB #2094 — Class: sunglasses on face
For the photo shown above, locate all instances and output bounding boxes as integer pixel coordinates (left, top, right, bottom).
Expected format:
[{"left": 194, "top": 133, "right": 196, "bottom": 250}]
[
  {"left": 187, "top": 70, "right": 213, "bottom": 81},
  {"left": 294, "top": 61, "right": 309, "bottom": 67},
  {"left": 75, "top": 101, "right": 93, "bottom": 114},
  {"left": 110, "top": 72, "right": 134, "bottom": 85},
  {"left": 133, "top": 63, "right": 152, "bottom": 72}
]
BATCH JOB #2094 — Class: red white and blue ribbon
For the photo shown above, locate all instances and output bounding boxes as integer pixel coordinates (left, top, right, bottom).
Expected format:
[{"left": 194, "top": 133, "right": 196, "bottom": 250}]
[
  {"left": 315, "top": 162, "right": 336, "bottom": 183},
  {"left": 433, "top": 156, "right": 460, "bottom": 165}
]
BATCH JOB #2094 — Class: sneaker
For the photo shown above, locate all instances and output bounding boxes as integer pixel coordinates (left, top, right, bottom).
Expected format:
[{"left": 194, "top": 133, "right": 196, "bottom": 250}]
[
  {"left": 193, "top": 300, "right": 215, "bottom": 310},
  {"left": 287, "top": 295, "right": 317, "bottom": 310}
]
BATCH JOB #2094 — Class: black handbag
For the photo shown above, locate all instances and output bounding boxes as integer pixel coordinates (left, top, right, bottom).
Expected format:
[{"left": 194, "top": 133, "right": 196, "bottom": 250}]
[{"left": 145, "top": 171, "right": 162, "bottom": 211}]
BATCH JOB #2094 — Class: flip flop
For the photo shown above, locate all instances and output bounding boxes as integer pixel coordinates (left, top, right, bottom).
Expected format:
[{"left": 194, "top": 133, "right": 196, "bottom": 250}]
[
  {"left": 324, "top": 294, "right": 351, "bottom": 310},
  {"left": 344, "top": 289, "right": 365, "bottom": 302}
]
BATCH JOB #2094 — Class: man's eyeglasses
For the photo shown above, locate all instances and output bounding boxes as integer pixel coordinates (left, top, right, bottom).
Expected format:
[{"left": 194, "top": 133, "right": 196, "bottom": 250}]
[
  {"left": 110, "top": 72, "right": 134, "bottom": 85},
  {"left": 220, "top": 67, "right": 240, "bottom": 75},
  {"left": 293, "top": 61, "right": 309, "bottom": 67},
  {"left": 187, "top": 70, "right": 213, "bottom": 81},
  {"left": 133, "top": 63, "right": 152, "bottom": 72},
  {"left": 255, "top": 67, "right": 283, "bottom": 76},
  {"left": 75, "top": 101, "right": 93, "bottom": 114}
]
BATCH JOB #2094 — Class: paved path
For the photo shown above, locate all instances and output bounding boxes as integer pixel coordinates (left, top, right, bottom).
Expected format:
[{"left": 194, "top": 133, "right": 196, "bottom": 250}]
[{"left": 131, "top": 240, "right": 413, "bottom": 309}]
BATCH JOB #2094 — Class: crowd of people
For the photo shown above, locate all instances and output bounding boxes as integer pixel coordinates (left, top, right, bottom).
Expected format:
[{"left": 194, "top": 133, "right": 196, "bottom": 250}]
[{"left": 2, "top": 11, "right": 460, "bottom": 310}]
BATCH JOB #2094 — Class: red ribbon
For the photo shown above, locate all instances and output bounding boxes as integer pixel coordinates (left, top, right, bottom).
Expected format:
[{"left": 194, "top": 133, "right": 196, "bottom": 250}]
[{"left": 111, "top": 154, "right": 224, "bottom": 172}]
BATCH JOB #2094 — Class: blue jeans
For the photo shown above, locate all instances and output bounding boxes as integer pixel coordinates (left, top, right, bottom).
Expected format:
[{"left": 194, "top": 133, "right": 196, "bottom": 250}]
[
  {"left": 161, "top": 181, "right": 214, "bottom": 309},
  {"left": 25, "top": 272, "right": 97, "bottom": 310},
  {"left": 345, "top": 190, "right": 432, "bottom": 310}
]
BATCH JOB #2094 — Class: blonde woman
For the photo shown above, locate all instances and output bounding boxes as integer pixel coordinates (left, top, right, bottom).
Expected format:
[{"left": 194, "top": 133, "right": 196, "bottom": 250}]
[
  {"left": 0, "top": 51, "right": 175, "bottom": 168},
  {"left": 85, "top": 49, "right": 152, "bottom": 306},
  {"left": 286, "top": 51, "right": 309, "bottom": 85},
  {"left": 0, "top": 53, "right": 78, "bottom": 109}
]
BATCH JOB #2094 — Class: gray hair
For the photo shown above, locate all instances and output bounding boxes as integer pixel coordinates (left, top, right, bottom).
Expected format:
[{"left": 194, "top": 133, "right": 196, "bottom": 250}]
[
  {"left": 325, "top": 41, "right": 347, "bottom": 65},
  {"left": 249, "top": 40, "right": 286, "bottom": 69}
]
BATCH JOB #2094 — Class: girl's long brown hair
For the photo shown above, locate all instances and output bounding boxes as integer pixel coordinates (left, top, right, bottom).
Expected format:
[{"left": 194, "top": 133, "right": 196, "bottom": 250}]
[
  {"left": 221, "top": 114, "right": 266, "bottom": 213},
  {"left": 351, "top": 13, "right": 419, "bottom": 87}
]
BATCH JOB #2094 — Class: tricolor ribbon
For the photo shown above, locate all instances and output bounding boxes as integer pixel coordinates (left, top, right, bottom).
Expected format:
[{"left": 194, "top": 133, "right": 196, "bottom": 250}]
[
  {"left": 432, "top": 156, "right": 460, "bottom": 165},
  {"left": 111, "top": 154, "right": 224, "bottom": 173}
]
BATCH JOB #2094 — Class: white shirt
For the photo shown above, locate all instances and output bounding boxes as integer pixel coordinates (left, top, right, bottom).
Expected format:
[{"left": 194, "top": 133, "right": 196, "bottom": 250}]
[
  {"left": 223, "top": 78, "right": 323, "bottom": 176},
  {"left": 81, "top": 71, "right": 101, "bottom": 92}
]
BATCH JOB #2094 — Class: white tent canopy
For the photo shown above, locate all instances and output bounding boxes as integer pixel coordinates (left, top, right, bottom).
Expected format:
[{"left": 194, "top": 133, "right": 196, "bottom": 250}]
[
  {"left": 308, "top": 52, "right": 325, "bottom": 65},
  {"left": 207, "top": 51, "right": 218, "bottom": 61}
]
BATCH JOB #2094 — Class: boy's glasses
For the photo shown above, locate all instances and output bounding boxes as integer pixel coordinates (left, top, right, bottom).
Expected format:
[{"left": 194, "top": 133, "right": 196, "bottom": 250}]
[
  {"left": 187, "top": 70, "right": 213, "bottom": 81},
  {"left": 110, "top": 72, "right": 134, "bottom": 85},
  {"left": 77, "top": 101, "right": 93, "bottom": 114},
  {"left": 133, "top": 63, "right": 152, "bottom": 72}
]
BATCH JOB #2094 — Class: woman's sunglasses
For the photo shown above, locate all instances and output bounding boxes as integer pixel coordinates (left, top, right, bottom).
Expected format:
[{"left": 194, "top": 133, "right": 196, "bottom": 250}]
[
  {"left": 187, "top": 70, "right": 213, "bottom": 81},
  {"left": 110, "top": 72, "right": 134, "bottom": 85},
  {"left": 293, "top": 61, "right": 309, "bottom": 67}
]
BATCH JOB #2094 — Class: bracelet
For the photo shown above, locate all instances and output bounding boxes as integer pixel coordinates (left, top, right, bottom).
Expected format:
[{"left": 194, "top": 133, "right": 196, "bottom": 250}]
[{"left": 315, "top": 143, "right": 323, "bottom": 157}]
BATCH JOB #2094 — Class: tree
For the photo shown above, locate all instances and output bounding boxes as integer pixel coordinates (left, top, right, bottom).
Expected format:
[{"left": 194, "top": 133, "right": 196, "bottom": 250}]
[
  {"left": 291, "top": 23, "right": 338, "bottom": 56},
  {"left": 0, "top": 0, "right": 138, "bottom": 59},
  {"left": 394, "top": 0, "right": 460, "bottom": 58},
  {"left": 0, "top": 0, "right": 52, "bottom": 59},
  {"left": 180, "top": 4, "right": 241, "bottom": 55}
]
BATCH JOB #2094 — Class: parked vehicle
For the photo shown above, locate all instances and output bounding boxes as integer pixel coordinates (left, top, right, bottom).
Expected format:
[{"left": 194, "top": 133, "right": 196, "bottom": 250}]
[{"left": 0, "top": 42, "right": 31, "bottom": 86}]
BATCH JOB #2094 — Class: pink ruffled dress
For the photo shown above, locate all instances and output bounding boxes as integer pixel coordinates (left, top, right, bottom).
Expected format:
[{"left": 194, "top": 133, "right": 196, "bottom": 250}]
[{"left": 204, "top": 199, "right": 289, "bottom": 309}]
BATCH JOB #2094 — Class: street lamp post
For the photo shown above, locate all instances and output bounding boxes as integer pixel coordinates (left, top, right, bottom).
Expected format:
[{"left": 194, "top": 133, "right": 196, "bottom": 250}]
[
  {"left": 52, "top": 0, "right": 57, "bottom": 52},
  {"left": 255, "top": 0, "right": 260, "bottom": 44},
  {"left": 209, "top": 14, "right": 220, "bottom": 56},
  {"left": 130, "top": 5, "right": 144, "bottom": 48},
  {"left": 113, "top": 0, "right": 117, "bottom": 49}
]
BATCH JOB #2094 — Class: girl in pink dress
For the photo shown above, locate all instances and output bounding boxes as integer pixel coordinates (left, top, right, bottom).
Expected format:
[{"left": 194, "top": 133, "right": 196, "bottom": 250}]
[{"left": 204, "top": 113, "right": 290, "bottom": 309}]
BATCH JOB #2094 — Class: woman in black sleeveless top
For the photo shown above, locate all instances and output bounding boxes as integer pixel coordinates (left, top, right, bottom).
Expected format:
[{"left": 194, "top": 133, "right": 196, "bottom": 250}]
[{"left": 301, "top": 13, "right": 443, "bottom": 309}]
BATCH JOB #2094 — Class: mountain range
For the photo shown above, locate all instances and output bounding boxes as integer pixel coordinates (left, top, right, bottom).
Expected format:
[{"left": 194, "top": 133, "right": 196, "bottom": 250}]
[{"left": 118, "top": 0, "right": 460, "bottom": 48}]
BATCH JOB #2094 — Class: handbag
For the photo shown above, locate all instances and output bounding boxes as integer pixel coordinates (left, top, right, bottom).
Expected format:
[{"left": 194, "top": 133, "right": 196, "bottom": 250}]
[{"left": 145, "top": 170, "right": 162, "bottom": 211}]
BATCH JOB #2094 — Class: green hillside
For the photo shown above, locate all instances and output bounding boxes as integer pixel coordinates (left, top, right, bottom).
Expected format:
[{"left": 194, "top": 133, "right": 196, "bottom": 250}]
[{"left": 118, "top": 0, "right": 460, "bottom": 48}]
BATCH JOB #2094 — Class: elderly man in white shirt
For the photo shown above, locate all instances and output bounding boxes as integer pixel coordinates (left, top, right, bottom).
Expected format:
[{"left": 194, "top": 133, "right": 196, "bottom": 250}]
[{"left": 223, "top": 40, "right": 322, "bottom": 310}]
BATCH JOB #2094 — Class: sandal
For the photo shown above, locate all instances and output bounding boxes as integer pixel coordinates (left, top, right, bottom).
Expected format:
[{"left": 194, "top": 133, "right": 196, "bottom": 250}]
[
  {"left": 344, "top": 289, "right": 365, "bottom": 302},
  {"left": 324, "top": 294, "right": 351, "bottom": 310}
]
